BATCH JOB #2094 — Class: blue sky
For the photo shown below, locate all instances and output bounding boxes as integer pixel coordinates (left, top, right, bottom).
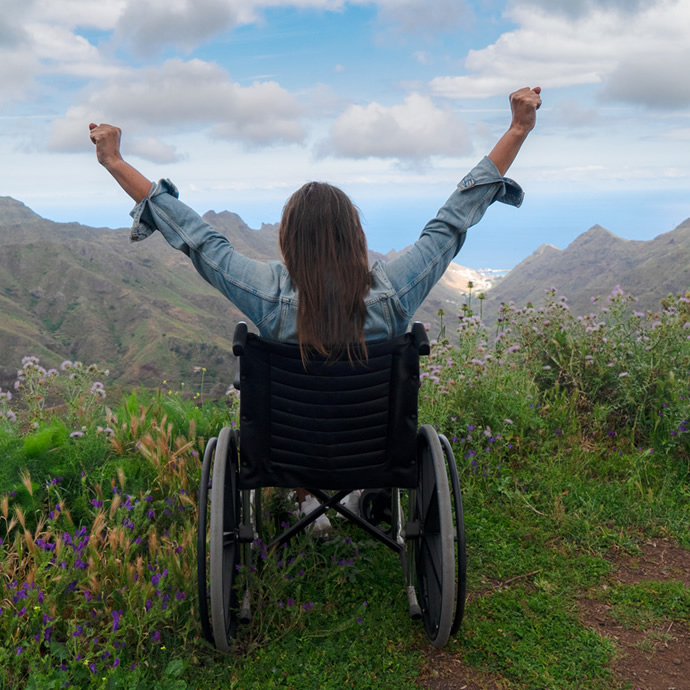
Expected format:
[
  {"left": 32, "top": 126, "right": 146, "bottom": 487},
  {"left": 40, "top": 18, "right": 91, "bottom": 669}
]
[{"left": 1, "top": 0, "right": 689, "bottom": 269}]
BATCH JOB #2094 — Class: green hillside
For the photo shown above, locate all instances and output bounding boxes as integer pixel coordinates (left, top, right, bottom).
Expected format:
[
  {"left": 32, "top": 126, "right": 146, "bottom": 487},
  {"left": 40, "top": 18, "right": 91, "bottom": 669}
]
[
  {"left": 0, "top": 197, "right": 463, "bottom": 391},
  {"left": 482, "top": 219, "right": 690, "bottom": 325}
]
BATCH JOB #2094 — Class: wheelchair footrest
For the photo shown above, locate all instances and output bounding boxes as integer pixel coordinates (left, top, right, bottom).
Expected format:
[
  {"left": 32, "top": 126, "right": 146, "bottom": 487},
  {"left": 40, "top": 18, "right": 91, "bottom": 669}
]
[
  {"left": 407, "top": 585, "right": 422, "bottom": 621},
  {"left": 239, "top": 589, "right": 252, "bottom": 624}
]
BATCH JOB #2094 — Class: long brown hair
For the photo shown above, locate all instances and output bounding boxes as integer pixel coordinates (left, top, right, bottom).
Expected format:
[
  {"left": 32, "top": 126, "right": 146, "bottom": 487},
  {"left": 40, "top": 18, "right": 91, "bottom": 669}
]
[{"left": 279, "top": 181, "right": 371, "bottom": 361}]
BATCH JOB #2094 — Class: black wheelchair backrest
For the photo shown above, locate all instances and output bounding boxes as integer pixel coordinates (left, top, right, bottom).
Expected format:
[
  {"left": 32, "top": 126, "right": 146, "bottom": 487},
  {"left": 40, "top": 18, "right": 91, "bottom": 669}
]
[{"left": 231, "top": 322, "right": 430, "bottom": 490}]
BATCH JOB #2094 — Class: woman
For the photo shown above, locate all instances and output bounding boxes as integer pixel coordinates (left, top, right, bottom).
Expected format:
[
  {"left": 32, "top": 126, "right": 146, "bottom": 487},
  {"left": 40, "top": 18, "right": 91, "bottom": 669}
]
[{"left": 89, "top": 86, "right": 542, "bottom": 531}]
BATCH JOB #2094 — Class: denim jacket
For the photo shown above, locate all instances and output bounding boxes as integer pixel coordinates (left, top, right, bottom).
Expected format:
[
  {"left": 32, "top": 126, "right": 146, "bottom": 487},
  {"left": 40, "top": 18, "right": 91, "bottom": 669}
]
[{"left": 129, "top": 156, "right": 523, "bottom": 342}]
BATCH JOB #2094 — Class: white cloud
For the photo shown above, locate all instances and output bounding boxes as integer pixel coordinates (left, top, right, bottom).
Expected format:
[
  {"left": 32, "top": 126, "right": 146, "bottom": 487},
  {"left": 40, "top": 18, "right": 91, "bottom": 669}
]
[
  {"left": 550, "top": 99, "right": 601, "bottom": 128},
  {"left": 323, "top": 93, "right": 471, "bottom": 159},
  {"left": 370, "top": 0, "right": 474, "bottom": 34},
  {"left": 307, "top": 83, "right": 349, "bottom": 116},
  {"left": 0, "top": 4, "right": 44, "bottom": 105},
  {"left": 128, "top": 137, "right": 183, "bottom": 164},
  {"left": 601, "top": 48, "right": 690, "bottom": 109},
  {"left": 0, "top": 1, "right": 126, "bottom": 108},
  {"left": 109, "top": 0, "right": 475, "bottom": 56},
  {"left": 659, "top": 127, "right": 690, "bottom": 141},
  {"left": 31, "top": 0, "right": 128, "bottom": 30},
  {"left": 511, "top": 0, "right": 661, "bottom": 19},
  {"left": 0, "top": 8, "right": 29, "bottom": 48},
  {"left": 114, "top": 0, "right": 244, "bottom": 57},
  {"left": 48, "top": 59, "right": 306, "bottom": 158},
  {"left": 413, "top": 50, "right": 431, "bottom": 65},
  {"left": 430, "top": 0, "right": 690, "bottom": 108},
  {"left": 25, "top": 23, "right": 119, "bottom": 79},
  {"left": 1, "top": 0, "right": 475, "bottom": 113}
]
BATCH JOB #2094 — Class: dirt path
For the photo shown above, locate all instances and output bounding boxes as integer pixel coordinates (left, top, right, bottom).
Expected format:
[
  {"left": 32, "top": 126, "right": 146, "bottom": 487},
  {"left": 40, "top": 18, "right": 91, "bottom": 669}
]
[{"left": 418, "top": 539, "right": 690, "bottom": 690}]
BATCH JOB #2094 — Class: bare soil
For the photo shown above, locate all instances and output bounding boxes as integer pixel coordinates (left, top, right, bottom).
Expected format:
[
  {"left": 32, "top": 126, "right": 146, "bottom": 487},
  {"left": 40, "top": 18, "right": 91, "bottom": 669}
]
[{"left": 418, "top": 538, "right": 690, "bottom": 690}]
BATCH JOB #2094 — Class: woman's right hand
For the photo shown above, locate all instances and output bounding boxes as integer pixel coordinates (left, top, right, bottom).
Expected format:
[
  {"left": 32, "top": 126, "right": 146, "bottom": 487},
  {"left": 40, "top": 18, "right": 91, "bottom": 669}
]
[
  {"left": 487, "top": 87, "right": 542, "bottom": 176},
  {"left": 89, "top": 123, "right": 123, "bottom": 169}
]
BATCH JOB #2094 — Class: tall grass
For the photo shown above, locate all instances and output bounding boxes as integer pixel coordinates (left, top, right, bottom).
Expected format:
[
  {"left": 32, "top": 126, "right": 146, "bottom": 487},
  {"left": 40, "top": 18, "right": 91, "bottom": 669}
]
[{"left": 0, "top": 287, "right": 688, "bottom": 688}]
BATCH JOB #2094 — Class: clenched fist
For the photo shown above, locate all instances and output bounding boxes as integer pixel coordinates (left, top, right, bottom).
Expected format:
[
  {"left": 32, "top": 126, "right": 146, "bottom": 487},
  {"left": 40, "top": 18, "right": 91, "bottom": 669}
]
[
  {"left": 508, "top": 87, "right": 542, "bottom": 135},
  {"left": 89, "top": 123, "right": 122, "bottom": 169}
]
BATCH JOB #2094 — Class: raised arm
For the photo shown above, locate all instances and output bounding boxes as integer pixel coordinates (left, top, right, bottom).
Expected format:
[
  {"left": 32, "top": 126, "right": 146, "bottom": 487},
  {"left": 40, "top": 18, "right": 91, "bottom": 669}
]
[
  {"left": 488, "top": 86, "right": 542, "bottom": 176},
  {"left": 89, "top": 123, "right": 152, "bottom": 203}
]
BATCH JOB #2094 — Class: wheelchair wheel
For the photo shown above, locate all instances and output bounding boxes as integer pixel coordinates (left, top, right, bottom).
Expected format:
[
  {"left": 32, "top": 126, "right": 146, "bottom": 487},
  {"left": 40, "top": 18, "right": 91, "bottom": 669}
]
[
  {"left": 411, "top": 425, "right": 455, "bottom": 648},
  {"left": 439, "top": 434, "right": 467, "bottom": 636},
  {"left": 197, "top": 436, "right": 216, "bottom": 644},
  {"left": 209, "top": 426, "right": 241, "bottom": 652}
]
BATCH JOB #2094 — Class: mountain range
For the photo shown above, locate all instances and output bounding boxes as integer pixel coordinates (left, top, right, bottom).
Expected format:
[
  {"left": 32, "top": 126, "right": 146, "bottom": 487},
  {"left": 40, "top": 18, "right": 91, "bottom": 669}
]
[
  {"left": 1, "top": 196, "right": 687, "bottom": 392},
  {"left": 480, "top": 219, "right": 690, "bottom": 326},
  {"left": 0, "top": 197, "right": 474, "bottom": 392}
]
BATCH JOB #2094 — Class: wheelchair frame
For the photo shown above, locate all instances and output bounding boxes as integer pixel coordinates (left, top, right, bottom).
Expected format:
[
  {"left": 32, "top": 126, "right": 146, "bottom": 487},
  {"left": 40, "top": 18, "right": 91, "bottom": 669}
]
[{"left": 197, "top": 322, "right": 466, "bottom": 650}]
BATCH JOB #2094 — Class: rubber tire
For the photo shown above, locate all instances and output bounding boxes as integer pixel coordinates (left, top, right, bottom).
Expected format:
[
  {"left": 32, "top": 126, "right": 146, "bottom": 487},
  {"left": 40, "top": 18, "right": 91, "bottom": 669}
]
[
  {"left": 439, "top": 434, "right": 467, "bottom": 636},
  {"left": 197, "top": 436, "right": 216, "bottom": 644},
  {"left": 412, "top": 425, "right": 455, "bottom": 648},
  {"left": 209, "top": 426, "right": 240, "bottom": 652}
]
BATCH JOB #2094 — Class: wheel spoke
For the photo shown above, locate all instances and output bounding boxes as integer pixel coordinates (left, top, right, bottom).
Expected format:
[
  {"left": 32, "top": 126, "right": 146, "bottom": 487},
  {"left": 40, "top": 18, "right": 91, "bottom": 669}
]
[{"left": 420, "top": 535, "right": 444, "bottom": 592}]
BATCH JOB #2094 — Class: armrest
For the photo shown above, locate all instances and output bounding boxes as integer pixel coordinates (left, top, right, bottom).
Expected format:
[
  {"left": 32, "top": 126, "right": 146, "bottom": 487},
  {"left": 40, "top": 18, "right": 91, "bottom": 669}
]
[
  {"left": 232, "top": 322, "right": 248, "bottom": 356},
  {"left": 411, "top": 322, "right": 430, "bottom": 356}
]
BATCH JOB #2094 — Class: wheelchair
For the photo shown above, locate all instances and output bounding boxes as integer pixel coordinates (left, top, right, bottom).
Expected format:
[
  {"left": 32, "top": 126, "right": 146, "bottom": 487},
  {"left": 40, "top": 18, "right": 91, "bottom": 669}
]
[{"left": 197, "top": 322, "right": 466, "bottom": 651}]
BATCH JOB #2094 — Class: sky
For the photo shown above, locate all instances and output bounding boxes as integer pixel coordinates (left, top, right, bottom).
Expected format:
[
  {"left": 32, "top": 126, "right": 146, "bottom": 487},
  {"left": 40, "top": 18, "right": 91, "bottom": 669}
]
[{"left": 1, "top": 0, "right": 689, "bottom": 269}]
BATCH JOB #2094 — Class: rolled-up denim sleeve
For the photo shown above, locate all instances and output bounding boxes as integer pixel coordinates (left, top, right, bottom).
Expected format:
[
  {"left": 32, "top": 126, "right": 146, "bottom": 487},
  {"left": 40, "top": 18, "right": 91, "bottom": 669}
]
[
  {"left": 129, "top": 179, "right": 282, "bottom": 326},
  {"left": 381, "top": 156, "right": 523, "bottom": 318}
]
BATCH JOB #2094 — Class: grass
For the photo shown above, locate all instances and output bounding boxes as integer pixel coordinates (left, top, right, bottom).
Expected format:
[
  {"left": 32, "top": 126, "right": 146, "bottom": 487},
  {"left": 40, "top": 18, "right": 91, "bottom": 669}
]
[{"left": 0, "top": 285, "right": 688, "bottom": 688}]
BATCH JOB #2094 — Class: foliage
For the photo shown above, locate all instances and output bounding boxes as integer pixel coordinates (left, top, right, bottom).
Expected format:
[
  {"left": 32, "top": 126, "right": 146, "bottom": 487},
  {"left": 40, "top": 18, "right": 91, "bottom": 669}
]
[{"left": 0, "top": 287, "right": 688, "bottom": 688}]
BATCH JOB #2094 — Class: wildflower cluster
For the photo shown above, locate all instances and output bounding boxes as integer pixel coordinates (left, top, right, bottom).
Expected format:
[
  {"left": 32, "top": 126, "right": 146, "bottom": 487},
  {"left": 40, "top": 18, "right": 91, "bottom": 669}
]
[
  {"left": 418, "top": 288, "right": 689, "bottom": 479},
  {"left": 495, "top": 287, "right": 689, "bottom": 455},
  {"left": 446, "top": 420, "right": 518, "bottom": 485},
  {"left": 0, "top": 462, "right": 197, "bottom": 686},
  {"left": 0, "top": 376, "right": 238, "bottom": 687},
  {"left": 0, "top": 385, "right": 17, "bottom": 427},
  {"left": 8, "top": 355, "right": 110, "bottom": 431}
]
